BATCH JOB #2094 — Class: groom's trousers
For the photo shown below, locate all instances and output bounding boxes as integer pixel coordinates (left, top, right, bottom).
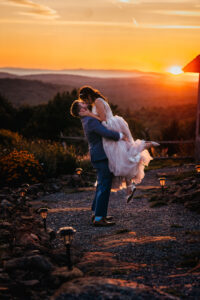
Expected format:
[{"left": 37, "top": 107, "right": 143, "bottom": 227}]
[{"left": 91, "top": 159, "right": 112, "bottom": 217}]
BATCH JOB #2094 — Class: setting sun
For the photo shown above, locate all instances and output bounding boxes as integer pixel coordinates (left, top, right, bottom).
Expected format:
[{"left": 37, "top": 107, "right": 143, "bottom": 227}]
[{"left": 168, "top": 66, "right": 183, "bottom": 75}]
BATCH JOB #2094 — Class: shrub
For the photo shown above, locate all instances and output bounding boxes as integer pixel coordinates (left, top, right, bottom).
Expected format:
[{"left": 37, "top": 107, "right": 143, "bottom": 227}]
[
  {"left": 0, "top": 150, "right": 43, "bottom": 186},
  {"left": 0, "top": 130, "right": 79, "bottom": 181},
  {"left": 25, "top": 140, "right": 77, "bottom": 177},
  {"left": 0, "top": 129, "right": 23, "bottom": 150}
]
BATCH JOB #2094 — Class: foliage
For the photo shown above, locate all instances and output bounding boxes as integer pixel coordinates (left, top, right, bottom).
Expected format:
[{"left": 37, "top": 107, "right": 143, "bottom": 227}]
[
  {"left": 0, "top": 94, "right": 16, "bottom": 130},
  {"left": 0, "top": 150, "right": 43, "bottom": 186},
  {"left": 146, "top": 158, "right": 193, "bottom": 171},
  {"left": 129, "top": 104, "right": 196, "bottom": 140},
  {"left": 25, "top": 139, "right": 77, "bottom": 177},
  {"left": 0, "top": 90, "right": 197, "bottom": 159},
  {"left": 16, "top": 90, "right": 82, "bottom": 139},
  {"left": 126, "top": 117, "right": 150, "bottom": 140},
  {"left": 0, "top": 129, "right": 23, "bottom": 151},
  {"left": 0, "top": 130, "right": 78, "bottom": 184}
]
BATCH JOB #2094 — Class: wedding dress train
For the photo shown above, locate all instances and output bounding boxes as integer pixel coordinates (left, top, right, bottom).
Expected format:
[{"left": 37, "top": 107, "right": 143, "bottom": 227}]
[{"left": 92, "top": 98, "right": 152, "bottom": 189}]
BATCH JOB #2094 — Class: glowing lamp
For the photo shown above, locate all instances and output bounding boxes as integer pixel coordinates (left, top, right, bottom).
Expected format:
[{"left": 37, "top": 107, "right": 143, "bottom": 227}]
[
  {"left": 195, "top": 164, "right": 200, "bottom": 173},
  {"left": 159, "top": 177, "right": 166, "bottom": 187},
  {"left": 57, "top": 227, "right": 76, "bottom": 270},
  {"left": 38, "top": 208, "right": 48, "bottom": 231},
  {"left": 58, "top": 227, "right": 76, "bottom": 245},
  {"left": 75, "top": 168, "right": 83, "bottom": 175},
  {"left": 159, "top": 177, "right": 166, "bottom": 193}
]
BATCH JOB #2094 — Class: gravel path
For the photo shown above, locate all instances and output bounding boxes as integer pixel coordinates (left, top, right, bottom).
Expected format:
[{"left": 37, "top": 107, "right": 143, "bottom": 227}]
[{"left": 37, "top": 165, "right": 200, "bottom": 299}]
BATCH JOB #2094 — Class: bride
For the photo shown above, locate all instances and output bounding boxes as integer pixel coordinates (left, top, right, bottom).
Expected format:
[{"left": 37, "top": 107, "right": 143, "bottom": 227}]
[{"left": 78, "top": 86, "right": 159, "bottom": 202}]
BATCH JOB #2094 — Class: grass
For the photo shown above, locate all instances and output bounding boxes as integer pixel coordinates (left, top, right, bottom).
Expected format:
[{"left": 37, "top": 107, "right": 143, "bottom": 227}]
[
  {"left": 171, "top": 224, "right": 183, "bottom": 229},
  {"left": 146, "top": 158, "right": 194, "bottom": 171},
  {"left": 150, "top": 200, "right": 167, "bottom": 208},
  {"left": 167, "top": 170, "right": 195, "bottom": 181},
  {"left": 115, "top": 229, "right": 131, "bottom": 234},
  {"left": 185, "top": 230, "right": 200, "bottom": 236},
  {"left": 164, "top": 288, "right": 184, "bottom": 298},
  {"left": 179, "top": 251, "right": 200, "bottom": 268}
]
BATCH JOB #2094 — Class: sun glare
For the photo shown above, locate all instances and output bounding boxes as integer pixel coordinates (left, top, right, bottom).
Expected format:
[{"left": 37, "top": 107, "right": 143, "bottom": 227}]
[{"left": 168, "top": 65, "right": 183, "bottom": 75}]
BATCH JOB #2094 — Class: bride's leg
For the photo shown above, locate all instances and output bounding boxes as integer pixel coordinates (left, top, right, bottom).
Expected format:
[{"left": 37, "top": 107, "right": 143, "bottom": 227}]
[{"left": 125, "top": 178, "right": 132, "bottom": 195}]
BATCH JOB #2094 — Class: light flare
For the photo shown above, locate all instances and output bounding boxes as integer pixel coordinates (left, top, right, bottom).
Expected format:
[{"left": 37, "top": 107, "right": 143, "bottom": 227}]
[{"left": 167, "top": 65, "right": 183, "bottom": 75}]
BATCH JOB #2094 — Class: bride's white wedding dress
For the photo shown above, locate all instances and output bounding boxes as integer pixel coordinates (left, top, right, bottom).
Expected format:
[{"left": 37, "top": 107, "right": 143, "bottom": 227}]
[{"left": 92, "top": 98, "right": 152, "bottom": 188}]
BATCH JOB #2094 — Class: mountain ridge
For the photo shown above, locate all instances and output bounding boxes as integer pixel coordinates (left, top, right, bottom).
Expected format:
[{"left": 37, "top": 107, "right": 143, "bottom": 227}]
[{"left": 0, "top": 71, "right": 197, "bottom": 109}]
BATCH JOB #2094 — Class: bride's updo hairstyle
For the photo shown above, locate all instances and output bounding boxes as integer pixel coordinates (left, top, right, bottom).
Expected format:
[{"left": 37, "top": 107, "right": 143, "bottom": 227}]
[{"left": 79, "top": 86, "right": 108, "bottom": 103}]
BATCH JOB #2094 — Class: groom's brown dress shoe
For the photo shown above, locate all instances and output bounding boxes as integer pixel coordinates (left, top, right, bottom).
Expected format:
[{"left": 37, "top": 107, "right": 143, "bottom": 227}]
[
  {"left": 93, "top": 217, "right": 115, "bottom": 227},
  {"left": 91, "top": 215, "right": 113, "bottom": 222}
]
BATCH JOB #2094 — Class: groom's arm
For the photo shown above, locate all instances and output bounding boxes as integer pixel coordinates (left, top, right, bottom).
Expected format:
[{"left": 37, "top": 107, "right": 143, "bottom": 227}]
[{"left": 87, "top": 118, "right": 120, "bottom": 141}]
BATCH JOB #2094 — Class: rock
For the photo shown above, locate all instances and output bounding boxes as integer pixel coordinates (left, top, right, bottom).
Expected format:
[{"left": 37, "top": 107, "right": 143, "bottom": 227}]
[
  {"left": 20, "top": 279, "right": 39, "bottom": 287},
  {"left": 49, "top": 249, "right": 69, "bottom": 266},
  {"left": 47, "top": 228, "right": 56, "bottom": 241},
  {"left": 150, "top": 201, "right": 167, "bottom": 208},
  {"left": 4, "top": 255, "right": 53, "bottom": 273},
  {"left": 37, "top": 191, "right": 44, "bottom": 198},
  {"left": 0, "top": 244, "right": 9, "bottom": 250},
  {"left": 0, "top": 272, "right": 10, "bottom": 283},
  {"left": 51, "top": 276, "right": 167, "bottom": 300},
  {"left": 17, "top": 233, "right": 39, "bottom": 247},
  {"left": 51, "top": 267, "right": 83, "bottom": 282},
  {"left": 0, "top": 222, "right": 12, "bottom": 230},
  {"left": 0, "top": 230, "right": 12, "bottom": 243},
  {"left": 51, "top": 183, "right": 62, "bottom": 192},
  {"left": 0, "top": 200, "right": 12, "bottom": 208},
  {"left": 4, "top": 257, "right": 27, "bottom": 271},
  {"left": 26, "top": 184, "right": 43, "bottom": 195},
  {"left": 20, "top": 215, "right": 34, "bottom": 221},
  {"left": 28, "top": 255, "right": 54, "bottom": 272}
]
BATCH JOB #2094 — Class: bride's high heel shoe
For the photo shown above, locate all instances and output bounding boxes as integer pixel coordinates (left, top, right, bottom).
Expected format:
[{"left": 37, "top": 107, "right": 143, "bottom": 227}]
[
  {"left": 126, "top": 184, "right": 136, "bottom": 203},
  {"left": 145, "top": 141, "right": 160, "bottom": 149}
]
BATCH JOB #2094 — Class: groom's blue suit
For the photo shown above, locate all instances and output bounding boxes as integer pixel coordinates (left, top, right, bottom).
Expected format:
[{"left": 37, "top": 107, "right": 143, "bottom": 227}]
[{"left": 81, "top": 116, "right": 120, "bottom": 217}]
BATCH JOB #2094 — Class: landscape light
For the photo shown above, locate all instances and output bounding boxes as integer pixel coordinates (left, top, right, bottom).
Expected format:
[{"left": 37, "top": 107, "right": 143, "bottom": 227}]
[
  {"left": 159, "top": 177, "right": 166, "bottom": 193},
  {"left": 195, "top": 164, "right": 200, "bottom": 173},
  {"left": 38, "top": 208, "right": 48, "bottom": 232},
  {"left": 57, "top": 227, "right": 76, "bottom": 270},
  {"left": 75, "top": 168, "right": 83, "bottom": 175}
]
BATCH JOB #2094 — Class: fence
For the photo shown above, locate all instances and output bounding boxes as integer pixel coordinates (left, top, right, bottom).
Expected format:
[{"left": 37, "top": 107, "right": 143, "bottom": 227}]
[{"left": 60, "top": 133, "right": 195, "bottom": 159}]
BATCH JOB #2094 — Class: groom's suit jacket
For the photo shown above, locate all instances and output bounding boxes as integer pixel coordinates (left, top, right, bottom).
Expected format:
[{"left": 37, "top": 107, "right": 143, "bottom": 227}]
[{"left": 81, "top": 116, "right": 120, "bottom": 163}]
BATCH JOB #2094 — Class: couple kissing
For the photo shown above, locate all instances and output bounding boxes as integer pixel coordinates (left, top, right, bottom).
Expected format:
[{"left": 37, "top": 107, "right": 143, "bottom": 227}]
[{"left": 70, "top": 86, "right": 159, "bottom": 227}]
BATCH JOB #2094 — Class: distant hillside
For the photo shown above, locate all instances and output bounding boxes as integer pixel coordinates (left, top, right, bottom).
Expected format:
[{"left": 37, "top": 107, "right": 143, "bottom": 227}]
[
  {"left": 0, "top": 72, "right": 197, "bottom": 109},
  {"left": 0, "top": 78, "right": 69, "bottom": 107}
]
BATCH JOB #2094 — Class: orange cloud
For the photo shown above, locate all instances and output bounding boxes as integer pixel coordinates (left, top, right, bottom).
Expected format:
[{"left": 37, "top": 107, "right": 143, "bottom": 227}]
[{"left": 4, "top": 0, "right": 59, "bottom": 19}]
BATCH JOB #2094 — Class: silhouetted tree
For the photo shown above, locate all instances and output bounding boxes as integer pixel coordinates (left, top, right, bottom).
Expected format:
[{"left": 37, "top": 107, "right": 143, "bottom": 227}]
[
  {"left": 20, "top": 90, "right": 82, "bottom": 139},
  {"left": 0, "top": 94, "right": 16, "bottom": 130}
]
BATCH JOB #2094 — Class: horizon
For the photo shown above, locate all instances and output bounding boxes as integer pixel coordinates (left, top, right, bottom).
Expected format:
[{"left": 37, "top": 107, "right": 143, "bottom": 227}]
[
  {"left": 0, "top": 1, "right": 200, "bottom": 74},
  {"left": 0, "top": 66, "right": 198, "bottom": 81}
]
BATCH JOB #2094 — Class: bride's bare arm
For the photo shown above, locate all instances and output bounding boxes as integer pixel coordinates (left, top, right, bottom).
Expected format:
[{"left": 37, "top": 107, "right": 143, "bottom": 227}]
[
  {"left": 79, "top": 109, "right": 102, "bottom": 121},
  {"left": 94, "top": 99, "right": 107, "bottom": 122}
]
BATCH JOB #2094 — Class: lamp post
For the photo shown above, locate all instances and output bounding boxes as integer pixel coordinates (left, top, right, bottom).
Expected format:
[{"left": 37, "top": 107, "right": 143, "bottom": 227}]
[
  {"left": 57, "top": 227, "right": 76, "bottom": 270},
  {"left": 159, "top": 177, "right": 166, "bottom": 194},
  {"left": 183, "top": 55, "right": 200, "bottom": 161},
  {"left": 195, "top": 164, "right": 200, "bottom": 178},
  {"left": 38, "top": 208, "right": 48, "bottom": 232},
  {"left": 75, "top": 168, "right": 83, "bottom": 176}
]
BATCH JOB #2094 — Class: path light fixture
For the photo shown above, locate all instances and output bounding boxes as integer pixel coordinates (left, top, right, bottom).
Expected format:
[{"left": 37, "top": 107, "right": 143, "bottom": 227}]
[
  {"left": 75, "top": 168, "right": 83, "bottom": 176},
  {"left": 57, "top": 227, "right": 76, "bottom": 270},
  {"left": 195, "top": 164, "right": 200, "bottom": 173},
  {"left": 38, "top": 208, "right": 48, "bottom": 232},
  {"left": 159, "top": 177, "right": 166, "bottom": 194},
  {"left": 195, "top": 164, "right": 200, "bottom": 177}
]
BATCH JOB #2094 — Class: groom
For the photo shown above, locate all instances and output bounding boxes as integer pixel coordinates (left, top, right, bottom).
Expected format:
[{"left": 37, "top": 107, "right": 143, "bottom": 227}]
[{"left": 70, "top": 100, "right": 126, "bottom": 227}]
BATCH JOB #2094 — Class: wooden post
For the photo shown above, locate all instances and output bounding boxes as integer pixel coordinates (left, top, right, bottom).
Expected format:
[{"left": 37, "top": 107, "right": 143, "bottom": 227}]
[
  {"left": 183, "top": 55, "right": 200, "bottom": 161},
  {"left": 196, "top": 73, "right": 200, "bottom": 161}
]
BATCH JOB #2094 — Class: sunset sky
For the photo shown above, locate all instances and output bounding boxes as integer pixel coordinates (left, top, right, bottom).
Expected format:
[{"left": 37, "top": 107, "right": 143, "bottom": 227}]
[{"left": 1, "top": 0, "right": 200, "bottom": 73}]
